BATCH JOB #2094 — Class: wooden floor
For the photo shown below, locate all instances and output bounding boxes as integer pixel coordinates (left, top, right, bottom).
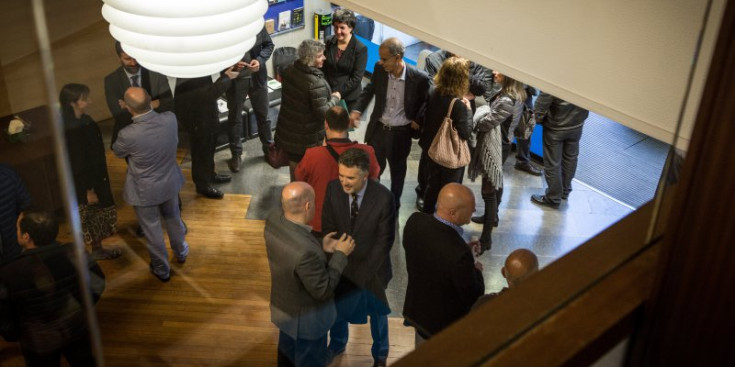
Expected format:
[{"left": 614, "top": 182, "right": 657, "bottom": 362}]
[{"left": 0, "top": 150, "right": 415, "bottom": 366}]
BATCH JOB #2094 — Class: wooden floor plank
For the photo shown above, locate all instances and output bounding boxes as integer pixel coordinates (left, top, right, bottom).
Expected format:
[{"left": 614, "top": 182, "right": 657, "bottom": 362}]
[{"left": 0, "top": 150, "right": 415, "bottom": 366}]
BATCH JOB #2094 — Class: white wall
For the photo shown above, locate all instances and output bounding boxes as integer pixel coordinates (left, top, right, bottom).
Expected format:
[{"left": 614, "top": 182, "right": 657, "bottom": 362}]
[{"left": 333, "top": 0, "right": 727, "bottom": 150}]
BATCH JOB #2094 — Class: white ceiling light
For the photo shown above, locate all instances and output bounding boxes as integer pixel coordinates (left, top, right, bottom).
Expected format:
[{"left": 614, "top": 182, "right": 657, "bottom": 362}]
[{"left": 101, "top": 0, "right": 268, "bottom": 78}]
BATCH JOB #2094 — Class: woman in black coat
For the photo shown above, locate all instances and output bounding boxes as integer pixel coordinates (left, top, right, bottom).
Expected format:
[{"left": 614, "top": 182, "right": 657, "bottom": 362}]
[
  {"left": 322, "top": 8, "right": 367, "bottom": 112},
  {"left": 419, "top": 57, "right": 474, "bottom": 214},
  {"left": 275, "top": 39, "right": 341, "bottom": 180},
  {"left": 60, "top": 83, "right": 121, "bottom": 259}
]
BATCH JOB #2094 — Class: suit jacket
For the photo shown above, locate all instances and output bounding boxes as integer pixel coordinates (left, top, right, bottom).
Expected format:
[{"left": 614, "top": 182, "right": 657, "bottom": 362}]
[
  {"left": 112, "top": 110, "right": 184, "bottom": 207},
  {"left": 323, "top": 34, "right": 368, "bottom": 102},
  {"left": 174, "top": 75, "right": 232, "bottom": 132},
  {"left": 0, "top": 243, "right": 105, "bottom": 349},
  {"left": 104, "top": 67, "right": 173, "bottom": 146},
  {"left": 354, "top": 63, "right": 430, "bottom": 143},
  {"left": 264, "top": 208, "right": 348, "bottom": 340},
  {"left": 238, "top": 26, "right": 274, "bottom": 88},
  {"left": 402, "top": 212, "right": 484, "bottom": 337},
  {"left": 321, "top": 179, "right": 395, "bottom": 308}
]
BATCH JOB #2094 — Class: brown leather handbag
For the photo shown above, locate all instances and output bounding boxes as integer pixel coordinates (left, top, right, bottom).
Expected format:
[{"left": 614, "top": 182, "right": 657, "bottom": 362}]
[{"left": 428, "top": 98, "right": 471, "bottom": 169}]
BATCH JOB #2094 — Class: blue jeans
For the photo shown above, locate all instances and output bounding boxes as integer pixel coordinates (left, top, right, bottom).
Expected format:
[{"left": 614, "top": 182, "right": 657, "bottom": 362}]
[
  {"left": 542, "top": 126, "right": 584, "bottom": 203},
  {"left": 277, "top": 330, "right": 328, "bottom": 367},
  {"left": 328, "top": 314, "right": 389, "bottom": 362}
]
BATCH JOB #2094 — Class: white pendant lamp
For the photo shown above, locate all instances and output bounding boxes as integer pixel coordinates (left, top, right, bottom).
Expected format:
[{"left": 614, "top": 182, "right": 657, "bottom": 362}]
[{"left": 101, "top": 0, "right": 268, "bottom": 78}]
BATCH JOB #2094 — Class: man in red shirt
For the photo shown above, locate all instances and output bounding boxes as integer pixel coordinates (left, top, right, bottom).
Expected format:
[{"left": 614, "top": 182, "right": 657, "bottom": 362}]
[{"left": 296, "top": 106, "right": 380, "bottom": 236}]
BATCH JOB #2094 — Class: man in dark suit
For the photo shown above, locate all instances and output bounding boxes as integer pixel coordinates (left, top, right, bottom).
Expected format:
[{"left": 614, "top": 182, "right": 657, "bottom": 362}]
[
  {"left": 321, "top": 148, "right": 396, "bottom": 367},
  {"left": 265, "top": 181, "right": 355, "bottom": 367},
  {"left": 104, "top": 41, "right": 173, "bottom": 147},
  {"left": 174, "top": 67, "right": 240, "bottom": 199},
  {"left": 225, "top": 26, "right": 275, "bottom": 172},
  {"left": 350, "top": 37, "right": 430, "bottom": 208},
  {"left": 402, "top": 183, "right": 485, "bottom": 346},
  {"left": 112, "top": 87, "right": 189, "bottom": 282},
  {"left": 0, "top": 210, "right": 105, "bottom": 366}
]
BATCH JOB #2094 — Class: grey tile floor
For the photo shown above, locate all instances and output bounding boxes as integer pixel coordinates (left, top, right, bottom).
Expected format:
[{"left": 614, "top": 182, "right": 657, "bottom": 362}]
[{"left": 195, "top": 104, "right": 635, "bottom": 317}]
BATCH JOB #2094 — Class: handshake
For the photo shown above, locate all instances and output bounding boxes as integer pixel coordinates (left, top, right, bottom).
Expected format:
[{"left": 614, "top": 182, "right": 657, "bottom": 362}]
[{"left": 322, "top": 232, "right": 356, "bottom": 256}]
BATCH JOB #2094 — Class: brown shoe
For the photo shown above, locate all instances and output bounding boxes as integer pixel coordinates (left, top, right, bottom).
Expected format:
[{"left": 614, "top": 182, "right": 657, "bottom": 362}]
[{"left": 227, "top": 155, "right": 242, "bottom": 173}]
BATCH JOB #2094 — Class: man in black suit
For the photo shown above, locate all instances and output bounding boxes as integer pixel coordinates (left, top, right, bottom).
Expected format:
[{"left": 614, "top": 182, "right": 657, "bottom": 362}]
[
  {"left": 174, "top": 67, "right": 239, "bottom": 199},
  {"left": 350, "top": 37, "right": 430, "bottom": 208},
  {"left": 225, "top": 26, "right": 275, "bottom": 172},
  {"left": 402, "top": 183, "right": 485, "bottom": 346},
  {"left": 321, "top": 148, "right": 396, "bottom": 367},
  {"left": 265, "top": 182, "right": 355, "bottom": 366},
  {"left": 104, "top": 41, "right": 173, "bottom": 147}
]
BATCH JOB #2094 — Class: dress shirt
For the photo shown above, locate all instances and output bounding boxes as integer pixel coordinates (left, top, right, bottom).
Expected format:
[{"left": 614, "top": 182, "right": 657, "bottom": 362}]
[
  {"left": 433, "top": 213, "right": 464, "bottom": 236},
  {"left": 347, "top": 181, "right": 368, "bottom": 215},
  {"left": 380, "top": 65, "right": 410, "bottom": 127}
]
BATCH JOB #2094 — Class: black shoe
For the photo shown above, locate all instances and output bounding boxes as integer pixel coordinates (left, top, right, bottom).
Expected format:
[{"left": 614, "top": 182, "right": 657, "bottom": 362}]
[
  {"left": 227, "top": 156, "right": 242, "bottom": 173},
  {"left": 150, "top": 266, "right": 170, "bottom": 282},
  {"left": 515, "top": 163, "right": 543, "bottom": 176},
  {"left": 373, "top": 359, "right": 387, "bottom": 367},
  {"left": 562, "top": 194, "right": 569, "bottom": 200},
  {"left": 415, "top": 197, "right": 424, "bottom": 212},
  {"left": 471, "top": 214, "right": 485, "bottom": 224},
  {"left": 212, "top": 174, "right": 232, "bottom": 184},
  {"left": 135, "top": 226, "right": 145, "bottom": 237},
  {"left": 177, "top": 255, "right": 187, "bottom": 264},
  {"left": 197, "top": 186, "right": 224, "bottom": 199},
  {"left": 531, "top": 194, "right": 560, "bottom": 209}
]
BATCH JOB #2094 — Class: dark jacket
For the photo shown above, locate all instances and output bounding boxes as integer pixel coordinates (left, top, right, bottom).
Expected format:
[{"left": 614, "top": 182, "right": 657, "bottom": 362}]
[
  {"left": 275, "top": 60, "right": 340, "bottom": 157},
  {"left": 239, "top": 26, "right": 275, "bottom": 88},
  {"left": 355, "top": 63, "right": 431, "bottom": 143},
  {"left": 0, "top": 165, "right": 31, "bottom": 261},
  {"left": 419, "top": 91, "right": 473, "bottom": 151},
  {"left": 63, "top": 113, "right": 115, "bottom": 208},
  {"left": 533, "top": 92, "right": 589, "bottom": 131},
  {"left": 104, "top": 67, "right": 173, "bottom": 147},
  {"left": 323, "top": 34, "right": 368, "bottom": 103},
  {"left": 174, "top": 75, "right": 232, "bottom": 131},
  {"left": 402, "top": 212, "right": 484, "bottom": 338},
  {"left": 0, "top": 243, "right": 105, "bottom": 351}
]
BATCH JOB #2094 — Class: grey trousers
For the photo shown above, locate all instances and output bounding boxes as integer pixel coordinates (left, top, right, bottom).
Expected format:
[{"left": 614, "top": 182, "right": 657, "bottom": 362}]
[
  {"left": 134, "top": 195, "right": 189, "bottom": 278},
  {"left": 542, "top": 126, "right": 584, "bottom": 204}
]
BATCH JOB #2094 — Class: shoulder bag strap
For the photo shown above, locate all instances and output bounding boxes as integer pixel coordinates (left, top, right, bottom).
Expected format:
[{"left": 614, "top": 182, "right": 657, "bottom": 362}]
[{"left": 325, "top": 143, "right": 341, "bottom": 162}]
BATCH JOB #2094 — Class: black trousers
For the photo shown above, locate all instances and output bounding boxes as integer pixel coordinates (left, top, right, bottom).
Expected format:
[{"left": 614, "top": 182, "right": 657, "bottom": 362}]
[
  {"left": 225, "top": 77, "right": 272, "bottom": 155},
  {"left": 369, "top": 126, "right": 413, "bottom": 206},
  {"left": 543, "top": 126, "right": 583, "bottom": 204},
  {"left": 189, "top": 126, "right": 216, "bottom": 190},
  {"left": 421, "top": 159, "right": 465, "bottom": 214}
]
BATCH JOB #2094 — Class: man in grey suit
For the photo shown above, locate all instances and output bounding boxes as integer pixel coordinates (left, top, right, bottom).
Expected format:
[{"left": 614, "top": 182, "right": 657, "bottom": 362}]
[
  {"left": 321, "top": 148, "right": 396, "bottom": 367},
  {"left": 112, "top": 87, "right": 188, "bottom": 282},
  {"left": 265, "top": 182, "right": 355, "bottom": 366},
  {"left": 104, "top": 41, "right": 173, "bottom": 147}
]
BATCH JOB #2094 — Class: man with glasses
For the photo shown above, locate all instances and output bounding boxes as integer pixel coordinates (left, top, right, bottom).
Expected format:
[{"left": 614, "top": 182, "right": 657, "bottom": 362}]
[{"left": 350, "top": 37, "right": 430, "bottom": 209}]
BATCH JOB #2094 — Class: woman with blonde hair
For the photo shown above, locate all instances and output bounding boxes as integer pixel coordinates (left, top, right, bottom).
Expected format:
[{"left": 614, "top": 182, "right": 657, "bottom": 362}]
[
  {"left": 418, "top": 56, "right": 474, "bottom": 214},
  {"left": 467, "top": 71, "right": 526, "bottom": 253}
]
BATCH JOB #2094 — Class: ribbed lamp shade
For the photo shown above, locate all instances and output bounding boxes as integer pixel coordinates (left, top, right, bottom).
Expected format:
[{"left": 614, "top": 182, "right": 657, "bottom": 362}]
[{"left": 101, "top": 0, "right": 268, "bottom": 78}]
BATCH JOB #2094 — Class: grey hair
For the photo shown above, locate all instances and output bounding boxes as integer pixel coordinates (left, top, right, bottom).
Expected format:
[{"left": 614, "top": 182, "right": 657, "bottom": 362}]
[
  {"left": 382, "top": 38, "right": 405, "bottom": 57},
  {"left": 298, "top": 39, "right": 326, "bottom": 67}
]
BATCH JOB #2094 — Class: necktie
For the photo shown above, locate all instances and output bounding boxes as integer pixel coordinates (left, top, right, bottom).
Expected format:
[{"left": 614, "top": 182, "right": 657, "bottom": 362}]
[
  {"left": 131, "top": 75, "right": 139, "bottom": 87},
  {"left": 350, "top": 193, "right": 359, "bottom": 229}
]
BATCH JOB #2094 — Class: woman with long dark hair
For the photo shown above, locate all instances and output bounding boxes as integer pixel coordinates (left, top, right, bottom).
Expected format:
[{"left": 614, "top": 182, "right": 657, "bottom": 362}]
[
  {"left": 419, "top": 57, "right": 474, "bottom": 214},
  {"left": 60, "top": 83, "right": 121, "bottom": 259},
  {"left": 468, "top": 71, "right": 526, "bottom": 253}
]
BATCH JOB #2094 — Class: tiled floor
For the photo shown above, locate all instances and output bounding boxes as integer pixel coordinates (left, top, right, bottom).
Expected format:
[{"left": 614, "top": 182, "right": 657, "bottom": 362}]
[{"left": 190, "top": 102, "right": 636, "bottom": 316}]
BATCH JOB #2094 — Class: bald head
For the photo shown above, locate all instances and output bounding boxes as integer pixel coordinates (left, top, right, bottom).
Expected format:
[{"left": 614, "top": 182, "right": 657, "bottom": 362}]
[
  {"left": 380, "top": 37, "right": 405, "bottom": 57},
  {"left": 281, "top": 182, "right": 315, "bottom": 224},
  {"left": 124, "top": 87, "right": 152, "bottom": 115},
  {"left": 435, "top": 183, "right": 475, "bottom": 226},
  {"left": 502, "top": 249, "right": 539, "bottom": 288}
]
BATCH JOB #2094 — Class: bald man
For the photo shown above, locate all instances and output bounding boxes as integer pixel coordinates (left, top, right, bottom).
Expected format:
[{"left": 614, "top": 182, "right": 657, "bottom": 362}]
[
  {"left": 113, "top": 87, "right": 188, "bottom": 282},
  {"left": 265, "top": 182, "right": 356, "bottom": 366},
  {"left": 350, "top": 37, "right": 430, "bottom": 208},
  {"left": 473, "top": 249, "right": 539, "bottom": 309},
  {"left": 402, "top": 183, "right": 485, "bottom": 345}
]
